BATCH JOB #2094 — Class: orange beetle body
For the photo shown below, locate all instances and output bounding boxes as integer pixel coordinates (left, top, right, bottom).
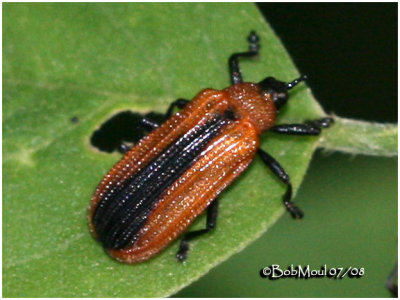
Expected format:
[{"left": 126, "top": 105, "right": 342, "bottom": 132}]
[
  {"left": 89, "top": 84, "right": 277, "bottom": 263},
  {"left": 88, "top": 32, "right": 333, "bottom": 263}
]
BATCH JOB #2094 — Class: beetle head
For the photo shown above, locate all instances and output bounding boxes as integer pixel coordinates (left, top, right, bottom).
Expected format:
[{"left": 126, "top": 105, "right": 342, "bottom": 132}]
[{"left": 259, "top": 75, "right": 307, "bottom": 110}]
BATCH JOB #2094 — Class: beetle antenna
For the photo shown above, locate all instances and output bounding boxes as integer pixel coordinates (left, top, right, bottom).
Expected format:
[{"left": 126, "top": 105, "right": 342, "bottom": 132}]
[{"left": 286, "top": 75, "right": 307, "bottom": 90}]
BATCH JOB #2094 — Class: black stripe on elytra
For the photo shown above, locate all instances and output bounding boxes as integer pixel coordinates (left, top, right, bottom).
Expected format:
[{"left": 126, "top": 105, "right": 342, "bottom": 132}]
[
  {"left": 93, "top": 116, "right": 221, "bottom": 235},
  {"left": 91, "top": 116, "right": 216, "bottom": 231},
  {"left": 93, "top": 112, "right": 233, "bottom": 250}
]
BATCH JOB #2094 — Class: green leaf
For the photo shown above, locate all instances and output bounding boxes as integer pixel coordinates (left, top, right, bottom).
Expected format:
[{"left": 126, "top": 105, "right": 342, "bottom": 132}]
[
  {"left": 5, "top": 3, "right": 393, "bottom": 297},
  {"left": 318, "top": 117, "right": 397, "bottom": 157}
]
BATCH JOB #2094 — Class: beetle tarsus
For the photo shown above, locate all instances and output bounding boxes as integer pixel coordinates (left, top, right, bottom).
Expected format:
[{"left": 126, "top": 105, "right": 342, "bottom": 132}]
[
  {"left": 283, "top": 185, "right": 303, "bottom": 219},
  {"left": 176, "top": 198, "right": 219, "bottom": 262},
  {"left": 271, "top": 117, "right": 334, "bottom": 135},
  {"left": 285, "top": 201, "right": 304, "bottom": 219},
  {"left": 229, "top": 31, "right": 260, "bottom": 85},
  {"left": 176, "top": 240, "right": 189, "bottom": 262},
  {"left": 305, "top": 117, "right": 335, "bottom": 128},
  {"left": 165, "top": 98, "right": 190, "bottom": 119},
  {"left": 248, "top": 30, "right": 260, "bottom": 52}
]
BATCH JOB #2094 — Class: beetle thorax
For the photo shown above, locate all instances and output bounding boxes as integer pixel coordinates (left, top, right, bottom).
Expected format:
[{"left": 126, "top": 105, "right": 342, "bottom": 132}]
[{"left": 224, "top": 83, "right": 277, "bottom": 133}]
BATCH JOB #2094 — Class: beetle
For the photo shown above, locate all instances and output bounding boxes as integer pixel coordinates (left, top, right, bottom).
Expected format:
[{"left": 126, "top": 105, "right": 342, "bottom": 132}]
[{"left": 88, "top": 31, "right": 333, "bottom": 263}]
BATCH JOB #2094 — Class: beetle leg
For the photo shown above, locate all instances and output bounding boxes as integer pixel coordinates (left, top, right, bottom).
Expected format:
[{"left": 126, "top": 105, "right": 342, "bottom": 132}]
[
  {"left": 271, "top": 117, "right": 334, "bottom": 135},
  {"left": 176, "top": 198, "right": 219, "bottom": 262},
  {"left": 118, "top": 117, "right": 161, "bottom": 154},
  {"left": 165, "top": 99, "right": 190, "bottom": 119},
  {"left": 117, "top": 102, "right": 194, "bottom": 154},
  {"left": 139, "top": 117, "right": 159, "bottom": 130},
  {"left": 119, "top": 143, "right": 132, "bottom": 154},
  {"left": 229, "top": 31, "right": 260, "bottom": 84},
  {"left": 258, "top": 149, "right": 303, "bottom": 219}
]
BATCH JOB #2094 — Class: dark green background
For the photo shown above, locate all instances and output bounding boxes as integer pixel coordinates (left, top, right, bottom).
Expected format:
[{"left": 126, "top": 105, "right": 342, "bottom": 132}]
[{"left": 175, "top": 3, "right": 397, "bottom": 297}]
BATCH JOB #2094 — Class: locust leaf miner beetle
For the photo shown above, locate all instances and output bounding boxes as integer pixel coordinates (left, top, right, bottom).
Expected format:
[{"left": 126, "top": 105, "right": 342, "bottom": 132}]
[{"left": 89, "top": 31, "right": 334, "bottom": 263}]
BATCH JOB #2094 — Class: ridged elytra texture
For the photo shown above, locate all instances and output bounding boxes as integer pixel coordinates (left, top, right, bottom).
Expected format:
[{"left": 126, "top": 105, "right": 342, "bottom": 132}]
[
  {"left": 93, "top": 114, "right": 230, "bottom": 249},
  {"left": 89, "top": 83, "right": 277, "bottom": 263}
]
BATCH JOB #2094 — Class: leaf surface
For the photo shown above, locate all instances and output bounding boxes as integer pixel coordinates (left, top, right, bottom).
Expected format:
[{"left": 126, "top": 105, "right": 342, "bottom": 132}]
[{"left": 3, "top": 3, "right": 326, "bottom": 297}]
